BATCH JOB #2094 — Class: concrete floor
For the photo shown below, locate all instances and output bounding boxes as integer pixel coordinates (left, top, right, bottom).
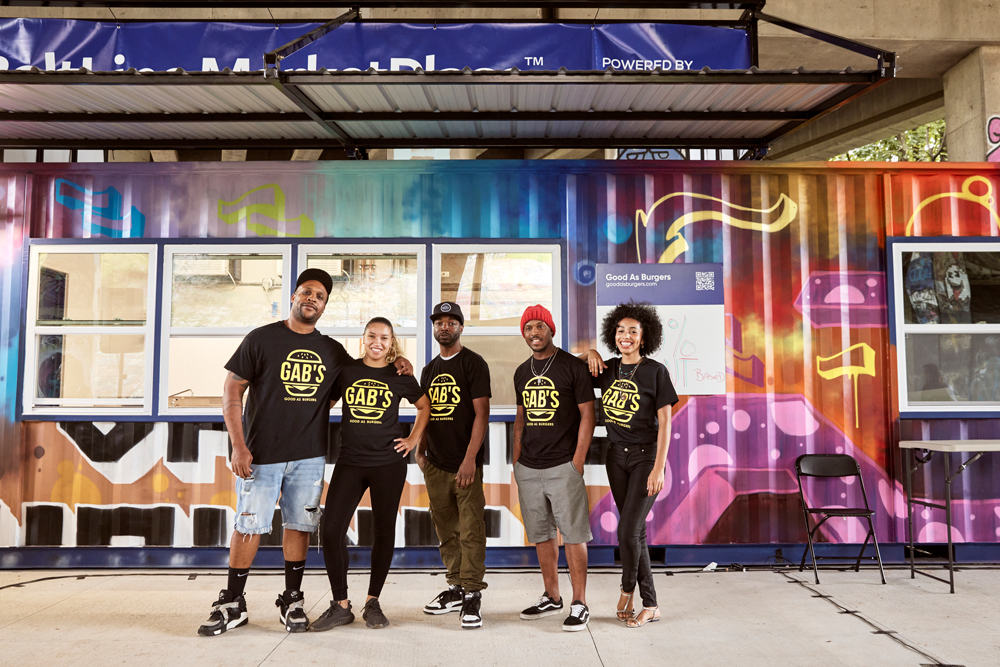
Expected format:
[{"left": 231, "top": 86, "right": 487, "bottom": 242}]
[{"left": 0, "top": 565, "right": 995, "bottom": 667}]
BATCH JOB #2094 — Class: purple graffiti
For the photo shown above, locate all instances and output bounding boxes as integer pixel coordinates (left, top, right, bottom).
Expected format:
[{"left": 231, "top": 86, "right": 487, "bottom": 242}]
[
  {"left": 793, "top": 271, "right": 887, "bottom": 328},
  {"left": 988, "top": 116, "right": 1000, "bottom": 162},
  {"left": 589, "top": 393, "right": 902, "bottom": 545}
]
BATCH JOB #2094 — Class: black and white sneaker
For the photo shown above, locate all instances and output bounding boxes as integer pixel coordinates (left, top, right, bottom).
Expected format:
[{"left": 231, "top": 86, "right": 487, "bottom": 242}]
[
  {"left": 276, "top": 589, "right": 309, "bottom": 633},
  {"left": 310, "top": 601, "right": 355, "bottom": 632},
  {"left": 198, "top": 589, "right": 248, "bottom": 636},
  {"left": 460, "top": 591, "right": 483, "bottom": 629},
  {"left": 519, "top": 592, "right": 563, "bottom": 620},
  {"left": 562, "top": 600, "right": 590, "bottom": 632},
  {"left": 423, "top": 584, "right": 464, "bottom": 615}
]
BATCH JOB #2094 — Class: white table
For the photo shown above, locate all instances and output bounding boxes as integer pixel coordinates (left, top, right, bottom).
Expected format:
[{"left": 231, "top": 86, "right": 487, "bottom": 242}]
[{"left": 898, "top": 440, "right": 1000, "bottom": 593}]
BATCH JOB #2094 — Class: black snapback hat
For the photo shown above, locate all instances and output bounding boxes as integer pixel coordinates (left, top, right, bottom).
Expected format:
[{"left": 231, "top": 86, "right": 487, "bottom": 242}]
[
  {"left": 295, "top": 268, "right": 333, "bottom": 296},
  {"left": 430, "top": 301, "right": 464, "bottom": 325}
]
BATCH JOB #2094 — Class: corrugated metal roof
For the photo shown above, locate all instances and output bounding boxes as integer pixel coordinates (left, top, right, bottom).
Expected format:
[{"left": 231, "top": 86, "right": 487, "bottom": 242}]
[{"left": 0, "top": 68, "right": 885, "bottom": 150}]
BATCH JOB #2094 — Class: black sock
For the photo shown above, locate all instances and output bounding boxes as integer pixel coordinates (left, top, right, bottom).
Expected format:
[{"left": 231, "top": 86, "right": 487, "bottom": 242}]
[
  {"left": 285, "top": 560, "right": 306, "bottom": 592},
  {"left": 228, "top": 567, "right": 250, "bottom": 597}
]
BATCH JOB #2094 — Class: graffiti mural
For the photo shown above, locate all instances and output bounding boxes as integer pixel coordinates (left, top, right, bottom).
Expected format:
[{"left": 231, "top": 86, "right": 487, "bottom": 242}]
[{"left": 1, "top": 161, "right": 999, "bottom": 555}]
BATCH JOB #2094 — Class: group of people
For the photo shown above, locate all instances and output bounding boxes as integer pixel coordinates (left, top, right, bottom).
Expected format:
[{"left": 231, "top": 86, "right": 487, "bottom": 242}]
[{"left": 198, "top": 267, "right": 678, "bottom": 636}]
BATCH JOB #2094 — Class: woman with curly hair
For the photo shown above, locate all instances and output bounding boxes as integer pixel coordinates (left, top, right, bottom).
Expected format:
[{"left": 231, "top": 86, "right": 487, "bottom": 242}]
[{"left": 581, "top": 301, "right": 678, "bottom": 628}]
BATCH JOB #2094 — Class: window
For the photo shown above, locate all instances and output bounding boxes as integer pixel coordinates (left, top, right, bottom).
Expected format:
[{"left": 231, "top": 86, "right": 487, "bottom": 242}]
[
  {"left": 299, "top": 244, "right": 425, "bottom": 406},
  {"left": 24, "top": 245, "right": 157, "bottom": 415},
  {"left": 891, "top": 240, "right": 1000, "bottom": 413},
  {"left": 433, "top": 245, "right": 561, "bottom": 408},
  {"left": 160, "top": 246, "right": 290, "bottom": 414}
]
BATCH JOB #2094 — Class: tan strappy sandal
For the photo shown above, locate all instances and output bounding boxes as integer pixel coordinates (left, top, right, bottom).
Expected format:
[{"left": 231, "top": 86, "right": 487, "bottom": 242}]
[
  {"left": 616, "top": 588, "right": 635, "bottom": 622},
  {"left": 626, "top": 606, "right": 660, "bottom": 628}
]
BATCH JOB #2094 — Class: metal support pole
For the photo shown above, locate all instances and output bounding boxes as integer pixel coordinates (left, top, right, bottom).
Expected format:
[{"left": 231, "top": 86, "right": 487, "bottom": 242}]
[
  {"left": 906, "top": 448, "right": 915, "bottom": 579},
  {"left": 944, "top": 453, "right": 954, "bottom": 593}
]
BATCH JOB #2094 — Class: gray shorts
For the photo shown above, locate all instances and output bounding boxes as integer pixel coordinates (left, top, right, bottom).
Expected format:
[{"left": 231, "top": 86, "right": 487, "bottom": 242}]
[{"left": 514, "top": 460, "right": 593, "bottom": 545}]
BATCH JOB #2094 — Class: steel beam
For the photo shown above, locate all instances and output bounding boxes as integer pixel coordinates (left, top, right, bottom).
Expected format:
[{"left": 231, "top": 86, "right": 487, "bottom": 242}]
[
  {"left": 0, "top": 1, "right": 767, "bottom": 9},
  {"left": 0, "top": 69, "right": 881, "bottom": 86},
  {"left": 0, "top": 137, "right": 769, "bottom": 150},
  {"left": 0, "top": 110, "right": 812, "bottom": 123}
]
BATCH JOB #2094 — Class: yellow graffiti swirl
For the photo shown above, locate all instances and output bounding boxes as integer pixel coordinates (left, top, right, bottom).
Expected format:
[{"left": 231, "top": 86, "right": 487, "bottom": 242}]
[
  {"left": 218, "top": 184, "right": 315, "bottom": 237},
  {"left": 635, "top": 191, "right": 798, "bottom": 263},
  {"left": 904, "top": 175, "right": 999, "bottom": 236}
]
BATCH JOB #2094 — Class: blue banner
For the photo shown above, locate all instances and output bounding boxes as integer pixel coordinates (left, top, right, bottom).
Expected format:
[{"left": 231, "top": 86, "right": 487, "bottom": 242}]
[
  {"left": 0, "top": 19, "right": 750, "bottom": 73},
  {"left": 597, "top": 263, "right": 724, "bottom": 306}
]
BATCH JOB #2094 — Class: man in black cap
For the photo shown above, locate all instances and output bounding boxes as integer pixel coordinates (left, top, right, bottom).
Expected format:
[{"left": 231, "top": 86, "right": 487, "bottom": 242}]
[
  {"left": 416, "top": 302, "right": 492, "bottom": 629},
  {"left": 199, "top": 268, "right": 412, "bottom": 637}
]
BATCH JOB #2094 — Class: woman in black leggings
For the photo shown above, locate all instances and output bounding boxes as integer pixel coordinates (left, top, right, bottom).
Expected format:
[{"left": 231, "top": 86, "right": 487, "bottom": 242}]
[
  {"left": 312, "top": 317, "right": 430, "bottom": 631},
  {"left": 582, "top": 301, "right": 678, "bottom": 628}
]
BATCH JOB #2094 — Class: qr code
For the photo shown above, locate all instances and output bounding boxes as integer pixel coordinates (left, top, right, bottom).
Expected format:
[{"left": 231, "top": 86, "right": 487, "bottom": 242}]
[{"left": 695, "top": 271, "right": 715, "bottom": 290}]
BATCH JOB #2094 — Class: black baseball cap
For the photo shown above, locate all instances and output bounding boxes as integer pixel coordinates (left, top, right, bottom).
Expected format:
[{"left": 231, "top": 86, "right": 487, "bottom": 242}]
[
  {"left": 430, "top": 301, "right": 464, "bottom": 325},
  {"left": 295, "top": 268, "right": 333, "bottom": 296}
]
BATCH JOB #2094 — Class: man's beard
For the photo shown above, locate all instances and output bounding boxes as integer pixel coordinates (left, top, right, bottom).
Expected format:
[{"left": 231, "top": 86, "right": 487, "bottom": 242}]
[
  {"left": 435, "top": 331, "right": 460, "bottom": 347},
  {"left": 293, "top": 302, "right": 320, "bottom": 324}
]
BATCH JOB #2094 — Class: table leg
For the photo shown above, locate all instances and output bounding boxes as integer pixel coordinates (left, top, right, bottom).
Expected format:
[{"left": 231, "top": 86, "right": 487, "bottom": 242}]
[
  {"left": 944, "top": 453, "right": 954, "bottom": 594},
  {"left": 906, "top": 448, "right": 915, "bottom": 579}
]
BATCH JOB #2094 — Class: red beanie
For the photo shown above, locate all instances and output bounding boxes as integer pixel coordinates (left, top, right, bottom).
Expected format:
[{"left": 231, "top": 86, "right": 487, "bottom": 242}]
[{"left": 520, "top": 304, "right": 556, "bottom": 335}]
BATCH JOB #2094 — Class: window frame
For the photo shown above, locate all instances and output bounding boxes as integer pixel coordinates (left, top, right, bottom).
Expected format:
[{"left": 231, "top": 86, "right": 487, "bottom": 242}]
[
  {"left": 22, "top": 242, "right": 159, "bottom": 417},
  {"left": 889, "top": 236, "right": 1000, "bottom": 417},
  {"left": 158, "top": 244, "right": 292, "bottom": 417},
  {"left": 298, "top": 243, "right": 427, "bottom": 415},
  {"left": 431, "top": 243, "right": 563, "bottom": 413}
]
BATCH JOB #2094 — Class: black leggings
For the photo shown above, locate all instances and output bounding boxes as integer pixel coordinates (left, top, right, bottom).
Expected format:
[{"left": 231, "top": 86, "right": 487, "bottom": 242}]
[
  {"left": 606, "top": 442, "right": 659, "bottom": 608},
  {"left": 321, "top": 459, "right": 407, "bottom": 601}
]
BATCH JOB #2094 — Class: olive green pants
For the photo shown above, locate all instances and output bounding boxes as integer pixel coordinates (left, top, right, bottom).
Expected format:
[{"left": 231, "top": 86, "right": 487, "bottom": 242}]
[{"left": 423, "top": 461, "right": 488, "bottom": 592}]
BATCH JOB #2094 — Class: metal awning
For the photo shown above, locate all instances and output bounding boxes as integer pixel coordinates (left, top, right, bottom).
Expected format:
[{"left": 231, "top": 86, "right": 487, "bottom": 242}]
[
  {"left": 0, "top": 2, "right": 896, "bottom": 158},
  {"left": 0, "top": 67, "right": 889, "bottom": 152}
]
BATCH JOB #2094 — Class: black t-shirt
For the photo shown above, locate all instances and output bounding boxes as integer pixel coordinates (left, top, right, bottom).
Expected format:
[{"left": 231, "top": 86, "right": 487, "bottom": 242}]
[
  {"left": 420, "top": 347, "right": 492, "bottom": 473},
  {"left": 336, "top": 359, "right": 426, "bottom": 467},
  {"left": 225, "top": 321, "right": 350, "bottom": 465},
  {"left": 514, "top": 348, "right": 595, "bottom": 470},
  {"left": 593, "top": 357, "right": 679, "bottom": 444}
]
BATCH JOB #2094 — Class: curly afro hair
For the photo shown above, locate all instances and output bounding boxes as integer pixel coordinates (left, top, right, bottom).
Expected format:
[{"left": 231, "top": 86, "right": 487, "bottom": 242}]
[{"left": 600, "top": 300, "right": 663, "bottom": 357}]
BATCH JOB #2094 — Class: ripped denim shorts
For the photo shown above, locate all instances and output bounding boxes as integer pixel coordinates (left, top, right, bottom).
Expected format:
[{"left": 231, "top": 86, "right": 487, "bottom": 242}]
[{"left": 234, "top": 456, "right": 325, "bottom": 535}]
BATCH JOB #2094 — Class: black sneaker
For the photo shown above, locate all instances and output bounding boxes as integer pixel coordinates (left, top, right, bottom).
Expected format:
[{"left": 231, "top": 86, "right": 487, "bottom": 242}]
[
  {"left": 310, "top": 601, "right": 354, "bottom": 632},
  {"left": 562, "top": 600, "right": 590, "bottom": 632},
  {"left": 363, "top": 598, "right": 390, "bottom": 629},
  {"left": 198, "top": 589, "right": 248, "bottom": 636},
  {"left": 276, "top": 589, "right": 309, "bottom": 633},
  {"left": 423, "top": 584, "right": 464, "bottom": 615},
  {"left": 460, "top": 591, "right": 483, "bottom": 629},
  {"left": 519, "top": 592, "right": 563, "bottom": 620}
]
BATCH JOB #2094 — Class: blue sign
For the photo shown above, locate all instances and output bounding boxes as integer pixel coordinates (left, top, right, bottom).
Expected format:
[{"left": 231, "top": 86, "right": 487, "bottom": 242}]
[
  {"left": 0, "top": 19, "right": 750, "bottom": 73},
  {"left": 597, "top": 263, "right": 724, "bottom": 306}
]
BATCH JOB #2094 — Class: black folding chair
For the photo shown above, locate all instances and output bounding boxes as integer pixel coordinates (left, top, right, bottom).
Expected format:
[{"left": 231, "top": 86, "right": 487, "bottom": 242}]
[{"left": 795, "top": 454, "right": 886, "bottom": 585}]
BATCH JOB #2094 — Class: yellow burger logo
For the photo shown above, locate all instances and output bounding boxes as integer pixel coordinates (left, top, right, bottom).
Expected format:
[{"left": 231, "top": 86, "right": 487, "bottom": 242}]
[
  {"left": 281, "top": 349, "right": 326, "bottom": 398},
  {"left": 344, "top": 379, "right": 393, "bottom": 421},
  {"left": 523, "top": 376, "right": 560, "bottom": 422},
  {"left": 428, "top": 373, "right": 461, "bottom": 418},
  {"left": 602, "top": 379, "right": 639, "bottom": 424}
]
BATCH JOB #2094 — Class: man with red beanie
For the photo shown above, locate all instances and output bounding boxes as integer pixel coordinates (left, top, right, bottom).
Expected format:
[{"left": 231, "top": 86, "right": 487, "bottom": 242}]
[{"left": 512, "top": 304, "right": 596, "bottom": 632}]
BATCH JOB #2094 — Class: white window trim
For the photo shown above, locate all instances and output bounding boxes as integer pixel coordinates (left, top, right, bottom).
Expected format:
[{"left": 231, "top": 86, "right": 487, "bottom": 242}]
[
  {"left": 299, "top": 243, "right": 427, "bottom": 417},
  {"left": 432, "top": 243, "right": 562, "bottom": 413},
  {"left": 892, "top": 240, "right": 1000, "bottom": 414},
  {"left": 159, "top": 244, "right": 292, "bottom": 416},
  {"left": 23, "top": 243, "right": 158, "bottom": 417}
]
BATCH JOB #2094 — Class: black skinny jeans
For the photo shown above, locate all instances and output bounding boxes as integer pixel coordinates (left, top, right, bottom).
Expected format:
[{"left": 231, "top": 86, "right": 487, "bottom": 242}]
[
  {"left": 606, "top": 442, "right": 659, "bottom": 608},
  {"left": 321, "top": 458, "right": 407, "bottom": 601}
]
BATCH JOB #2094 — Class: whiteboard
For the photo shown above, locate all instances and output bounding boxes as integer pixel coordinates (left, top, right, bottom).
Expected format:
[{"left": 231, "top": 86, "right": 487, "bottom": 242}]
[{"left": 596, "top": 303, "right": 726, "bottom": 395}]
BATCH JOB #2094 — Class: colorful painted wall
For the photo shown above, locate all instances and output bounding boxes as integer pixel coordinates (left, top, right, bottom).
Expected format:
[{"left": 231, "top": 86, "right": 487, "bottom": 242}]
[{"left": 1, "top": 161, "right": 999, "bottom": 554}]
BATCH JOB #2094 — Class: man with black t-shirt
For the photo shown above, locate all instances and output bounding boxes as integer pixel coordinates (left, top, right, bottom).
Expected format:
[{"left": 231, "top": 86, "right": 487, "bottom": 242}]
[
  {"left": 512, "top": 304, "right": 596, "bottom": 632},
  {"left": 417, "top": 302, "right": 491, "bottom": 629},
  {"left": 197, "top": 268, "right": 411, "bottom": 637}
]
